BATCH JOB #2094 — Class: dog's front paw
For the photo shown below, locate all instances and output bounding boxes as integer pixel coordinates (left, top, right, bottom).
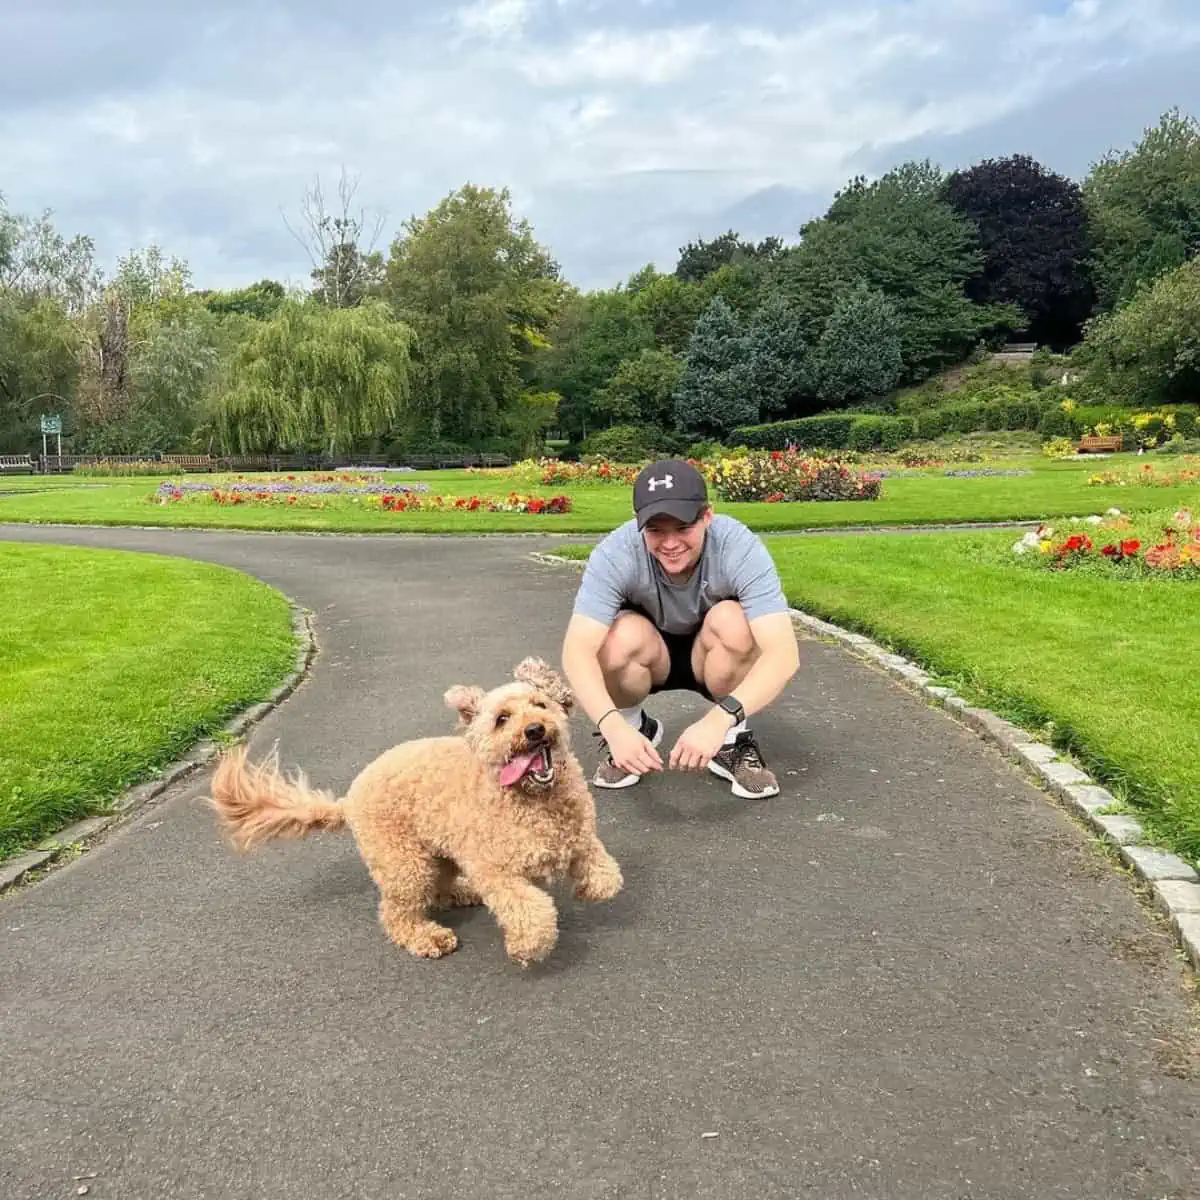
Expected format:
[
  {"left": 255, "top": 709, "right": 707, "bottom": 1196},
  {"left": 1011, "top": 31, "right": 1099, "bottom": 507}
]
[
  {"left": 406, "top": 924, "right": 460, "bottom": 959},
  {"left": 504, "top": 926, "right": 558, "bottom": 968},
  {"left": 575, "top": 856, "right": 623, "bottom": 903}
]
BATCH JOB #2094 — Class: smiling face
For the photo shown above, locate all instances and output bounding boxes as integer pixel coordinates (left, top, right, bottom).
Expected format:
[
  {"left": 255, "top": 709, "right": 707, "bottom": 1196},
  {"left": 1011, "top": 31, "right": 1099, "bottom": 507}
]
[
  {"left": 641, "top": 507, "right": 713, "bottom": 577},
  {"left": 444, "top": 658, "right": 574, "bottom": 793}
]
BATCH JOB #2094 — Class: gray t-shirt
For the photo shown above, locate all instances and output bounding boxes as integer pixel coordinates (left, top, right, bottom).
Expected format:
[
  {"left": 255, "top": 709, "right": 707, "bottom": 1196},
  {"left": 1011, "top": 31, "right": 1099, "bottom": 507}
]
[{"left": 572, "top": 514, "right": 789, "bottom": 636}]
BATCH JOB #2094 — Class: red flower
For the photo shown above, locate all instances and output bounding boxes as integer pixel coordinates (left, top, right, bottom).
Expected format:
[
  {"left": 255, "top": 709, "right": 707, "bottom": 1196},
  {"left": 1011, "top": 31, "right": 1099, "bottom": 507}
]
[
  {"left": 1101, "top": 544, "right": 1118, "bottom": 557},
  {"left": 1120, "top": 539, "right": 1141, "bottom": 556}
]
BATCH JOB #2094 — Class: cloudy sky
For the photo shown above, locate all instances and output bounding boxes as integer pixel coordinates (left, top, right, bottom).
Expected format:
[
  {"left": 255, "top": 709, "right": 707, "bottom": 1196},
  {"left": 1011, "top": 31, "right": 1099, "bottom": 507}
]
[{"left": 2, "top": 0, "right": 1199, "bottom": 294}]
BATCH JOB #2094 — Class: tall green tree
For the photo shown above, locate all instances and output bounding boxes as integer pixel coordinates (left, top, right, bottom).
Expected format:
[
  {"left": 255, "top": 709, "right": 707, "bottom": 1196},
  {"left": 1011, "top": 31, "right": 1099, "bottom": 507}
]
[
  {"left": 1083, "top": 108, "right": 1200, "bottom": 311},
  {"left": 533, "top": 287, "right": 652, "bottom": 438},
  {"left": 813, "top": 283, "right": 904, "bottom": 406},
  {"left": 215, "top": 299, "right": 416, "bottom": 454},
  {"left": 744, "top": 293, "right": 811, "bottom": 419},
  {"left": 627, "top": 268, "right": 705, "bottom": 352},
  {"left": 673, "top": 295, "right": 756, "bottom": 437},
  {"left": 0, "top": 295, "right": 79, "bottom": 451},
  {"left": 775, "top": 161, "right": 1018, "bottom": 382},
  {"left": 593, "top": 348, "right": 684, "bottom": 428},
  {"left": 675, "top": 229, "right": 784, "bottom": 283},
  {"left": 200, "top": 279, "right": 286, "bottom": 321},
  {"left": 1077, "top": 257, "right": 1200, "bottom": 407},
  {"left": 385, "top": 184, "right": 565, "bottom": 444},
  {"left": 942, "top": 153, "right": 1095, "bottom": 346},
  {"left": 0, "top": 194, "right": 101, "bottom": 313}
]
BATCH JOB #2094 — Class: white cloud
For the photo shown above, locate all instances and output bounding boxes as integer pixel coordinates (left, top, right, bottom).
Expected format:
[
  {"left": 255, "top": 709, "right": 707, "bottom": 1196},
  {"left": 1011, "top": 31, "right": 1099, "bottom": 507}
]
[
  {"left": 1, "top": 0, "right": 1199, "bottom": 290},
  {"left": 455, "top": 0, "right": 534, "bottom": 39},
  {"left": 517, "top": 25, "right": 716, "bottom": 85}
]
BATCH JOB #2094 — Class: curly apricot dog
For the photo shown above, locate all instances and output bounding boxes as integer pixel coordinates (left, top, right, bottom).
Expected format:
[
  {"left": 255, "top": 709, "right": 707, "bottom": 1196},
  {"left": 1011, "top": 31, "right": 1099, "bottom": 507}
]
[{"left": 206, "top": 657, "right": 623, "bottom": 966}]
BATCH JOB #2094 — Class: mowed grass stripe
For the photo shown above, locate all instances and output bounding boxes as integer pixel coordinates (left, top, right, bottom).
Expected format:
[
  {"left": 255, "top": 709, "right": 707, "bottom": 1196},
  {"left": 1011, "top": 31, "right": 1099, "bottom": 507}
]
[
  {"left": 764, "top": 532, "right": 1200, "bottom": 862},
  {"left": 1, "top": 458, "right": 1198, "bottom": 533},
  {"left": 0, "top": 542, "right": 297, "bottom": 859}
]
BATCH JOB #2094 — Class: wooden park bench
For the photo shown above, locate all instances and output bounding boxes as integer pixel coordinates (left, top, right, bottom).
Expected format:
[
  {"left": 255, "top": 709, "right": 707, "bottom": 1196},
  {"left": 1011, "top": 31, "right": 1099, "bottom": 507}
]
[
  {"left": 0, "top": 454, "right": 35, "bottom": 474},
  {"left": 1077, "top": 435, "right": 1124, "bottom": 454},
  {"left": 159, "top": 454, "right": 215, "bottom": 472}
]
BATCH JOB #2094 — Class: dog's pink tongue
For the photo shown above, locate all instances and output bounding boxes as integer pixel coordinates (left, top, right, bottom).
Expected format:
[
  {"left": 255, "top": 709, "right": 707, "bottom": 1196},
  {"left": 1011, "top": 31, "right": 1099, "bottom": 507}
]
[{"left": 499, "top": 752, "right": 538, "bottom": 787}]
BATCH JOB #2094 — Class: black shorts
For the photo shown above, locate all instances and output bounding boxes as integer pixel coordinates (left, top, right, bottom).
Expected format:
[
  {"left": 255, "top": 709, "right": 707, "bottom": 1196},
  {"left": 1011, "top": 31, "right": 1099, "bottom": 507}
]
[{"left": 649, "top": 627, "right": 714, "bottom": 701}]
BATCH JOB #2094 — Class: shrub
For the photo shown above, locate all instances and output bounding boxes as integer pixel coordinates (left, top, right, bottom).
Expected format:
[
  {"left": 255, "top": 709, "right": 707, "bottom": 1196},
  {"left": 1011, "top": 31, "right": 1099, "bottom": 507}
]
[
  {"left": 686, "top": 439, "right": 728, "bottom": 461},
  {"left": 731, "top": 414, "right": 858, "bottom": 451},
  {"left": 704, "top": 449, "right": 882, "bottom": 503},
  {"left": 579, "top": 423, "right": 675, "bottom": 462},
  {"left": 844, "top": 415, "right": 916, "bottom": 452},
  {"left": 1037, "top": 404, "right": 1078, "bottom": 439},
  {"left": 1160, "top": 434, "right": 1200, "bottom": 455},
  {"left": 848, "top": 416, "right": 886, "bottom": 451}
]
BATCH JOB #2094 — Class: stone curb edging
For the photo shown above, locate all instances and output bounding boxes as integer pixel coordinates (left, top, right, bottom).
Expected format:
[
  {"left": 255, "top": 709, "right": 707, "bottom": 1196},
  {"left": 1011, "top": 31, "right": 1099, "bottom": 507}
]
[
  {"left": 528, "top": 550, "right": 1200, "bottom": 973},
  {"left": 0, "top": 603, "right": 317, "bottom": 896}
]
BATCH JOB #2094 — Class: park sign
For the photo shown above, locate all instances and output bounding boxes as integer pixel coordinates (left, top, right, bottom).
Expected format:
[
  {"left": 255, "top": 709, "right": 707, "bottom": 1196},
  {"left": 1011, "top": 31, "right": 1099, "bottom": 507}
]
[{"left": 40, "top": 413, "right": 63, "bottom": 458}]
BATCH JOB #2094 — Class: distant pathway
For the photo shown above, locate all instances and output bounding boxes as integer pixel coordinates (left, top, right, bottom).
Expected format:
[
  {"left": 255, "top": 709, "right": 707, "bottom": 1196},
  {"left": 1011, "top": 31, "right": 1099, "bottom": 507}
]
[{"left": 1, "top": 524, "right": 1196, "bottom": 1200}]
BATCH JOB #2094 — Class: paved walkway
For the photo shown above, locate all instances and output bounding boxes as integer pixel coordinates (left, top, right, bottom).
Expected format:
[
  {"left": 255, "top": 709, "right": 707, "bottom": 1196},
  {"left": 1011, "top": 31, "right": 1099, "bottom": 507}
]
[{"left": 1, "top": 525, "right": 1197, "bottom": 1200}]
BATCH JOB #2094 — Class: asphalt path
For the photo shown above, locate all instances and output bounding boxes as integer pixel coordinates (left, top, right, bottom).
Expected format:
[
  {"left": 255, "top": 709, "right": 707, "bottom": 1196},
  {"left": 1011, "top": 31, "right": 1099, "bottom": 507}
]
[{"left": 1, "top": 525, "right": 1197, "bottom": 1200}]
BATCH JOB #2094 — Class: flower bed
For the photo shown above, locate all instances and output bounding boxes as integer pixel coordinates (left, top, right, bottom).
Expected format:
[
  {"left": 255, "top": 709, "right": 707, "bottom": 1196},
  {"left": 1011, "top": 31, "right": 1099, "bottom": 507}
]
[
  {"left": 151, "top": 479, "right": 571, "bottom": 515},
  {"left": 704, "top": 449, "right": 882, "bottom": 503},
  {"left": 1086, "top": 461, "right": 1200, "bottom": 487},
  {"left": 498, "top": 458, "right": 640, "bottom": 487},
  {"left": 378, "top": 492, "right": 571, "bottom": 514},
  {"left": 1011, "top": 507, "right": 1200, "bottom": 577}
]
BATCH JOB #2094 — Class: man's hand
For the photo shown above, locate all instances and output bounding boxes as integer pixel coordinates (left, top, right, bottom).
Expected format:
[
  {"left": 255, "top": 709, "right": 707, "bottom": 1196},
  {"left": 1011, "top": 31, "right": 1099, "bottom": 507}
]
[
  {"left": 669, "top": 708, "right": 732, "bottom": 773},
  {"left": 602, "top": 717, "right": 663, "bottom": 777}
]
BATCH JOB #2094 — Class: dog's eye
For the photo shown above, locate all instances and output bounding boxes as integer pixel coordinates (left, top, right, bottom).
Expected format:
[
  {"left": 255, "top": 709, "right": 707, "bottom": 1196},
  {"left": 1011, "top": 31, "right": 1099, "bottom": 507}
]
[
  {"left": 531, "top": 700, "right": 546, "bottom": 710},
  {"left": 495, "top": 713, "right": 509, "bottom": 727}
]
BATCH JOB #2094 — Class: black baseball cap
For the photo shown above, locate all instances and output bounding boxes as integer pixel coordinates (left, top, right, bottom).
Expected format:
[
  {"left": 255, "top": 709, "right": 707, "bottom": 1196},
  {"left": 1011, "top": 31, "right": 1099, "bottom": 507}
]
[{"left": 632, "top": 459, "right": 709, "bottom": 529}]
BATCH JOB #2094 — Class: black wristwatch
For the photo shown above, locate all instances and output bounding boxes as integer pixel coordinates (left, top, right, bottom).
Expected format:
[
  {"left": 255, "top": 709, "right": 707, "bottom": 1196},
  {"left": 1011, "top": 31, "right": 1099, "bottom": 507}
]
[{"left": 715, "top": 695, "right": 744, "bottom": 725}]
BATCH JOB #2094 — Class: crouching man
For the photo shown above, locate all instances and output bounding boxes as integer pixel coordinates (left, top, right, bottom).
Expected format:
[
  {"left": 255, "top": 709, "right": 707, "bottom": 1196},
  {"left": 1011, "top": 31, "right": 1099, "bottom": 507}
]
[{"left": 560, "top": 458, "right": 800, "bottom": 799}]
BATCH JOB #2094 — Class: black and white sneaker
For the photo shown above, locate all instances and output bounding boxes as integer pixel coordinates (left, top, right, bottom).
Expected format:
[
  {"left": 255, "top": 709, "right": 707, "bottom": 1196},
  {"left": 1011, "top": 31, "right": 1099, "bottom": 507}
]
[
  {"left": 707, "top": 730, "right": 780, "bottom": 799},
  {"left": 593, "top": 711, "right": 664, "bottom": 789}
]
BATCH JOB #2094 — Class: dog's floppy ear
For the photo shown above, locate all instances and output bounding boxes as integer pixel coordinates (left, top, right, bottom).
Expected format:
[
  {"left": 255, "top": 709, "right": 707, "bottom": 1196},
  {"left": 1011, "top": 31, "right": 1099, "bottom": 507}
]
[
  {"left": 514, "top": 657, "right": 574, "bottom": 712},
  {"left": 444, "top": 684, "right": 485, "bottom": 728}
]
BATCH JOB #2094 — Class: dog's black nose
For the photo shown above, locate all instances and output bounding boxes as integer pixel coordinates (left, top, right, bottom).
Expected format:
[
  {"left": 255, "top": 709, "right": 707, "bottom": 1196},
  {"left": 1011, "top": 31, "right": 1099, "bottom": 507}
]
[{"left": 525, "top": 722, "right": 546, "bottom": 742}]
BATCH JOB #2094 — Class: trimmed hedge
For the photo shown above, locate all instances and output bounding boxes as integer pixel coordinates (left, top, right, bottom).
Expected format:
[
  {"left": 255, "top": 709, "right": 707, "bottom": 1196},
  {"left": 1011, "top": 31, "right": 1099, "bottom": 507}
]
[
  {"left": 734, "top": 415, "right": 858, "bottom": 451},
  {"left": 732, "top": 396, "right": 1049, "bottom": 452}
]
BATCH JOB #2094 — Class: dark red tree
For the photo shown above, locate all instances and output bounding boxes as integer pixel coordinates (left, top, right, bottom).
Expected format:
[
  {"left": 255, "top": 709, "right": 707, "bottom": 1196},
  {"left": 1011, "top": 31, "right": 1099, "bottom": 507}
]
[{"left": 942, "top": 154, "right": 1095, "bottom": 347}]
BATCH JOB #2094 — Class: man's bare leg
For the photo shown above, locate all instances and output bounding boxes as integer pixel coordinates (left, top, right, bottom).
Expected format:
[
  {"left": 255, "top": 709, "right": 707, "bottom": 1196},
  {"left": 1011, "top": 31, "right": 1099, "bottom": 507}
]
[
  {"left": 692, "top": 601, "right": 779, "bottom": 799},
  {"left": 592, "top": 612, "right": 669, "bottom": 788}
]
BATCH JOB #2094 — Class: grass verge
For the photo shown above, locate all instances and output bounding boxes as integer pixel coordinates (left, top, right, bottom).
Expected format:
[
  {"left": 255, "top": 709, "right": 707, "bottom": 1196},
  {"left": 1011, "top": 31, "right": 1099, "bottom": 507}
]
[
  {"left": 0, "top": 458, "right": 1197, "bottom": 533},
  {"left": 0, "top": 542, "right": 298, "bottom": 860},
  {"left": 543, "top": 532, "right": 1200, "bottom": 865}
]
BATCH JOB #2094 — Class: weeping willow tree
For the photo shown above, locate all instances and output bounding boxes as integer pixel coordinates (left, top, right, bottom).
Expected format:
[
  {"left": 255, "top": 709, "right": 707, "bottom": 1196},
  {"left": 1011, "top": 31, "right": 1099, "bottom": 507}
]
[{"left": 216, "top": 298, "right": 415, "bottom": 454}]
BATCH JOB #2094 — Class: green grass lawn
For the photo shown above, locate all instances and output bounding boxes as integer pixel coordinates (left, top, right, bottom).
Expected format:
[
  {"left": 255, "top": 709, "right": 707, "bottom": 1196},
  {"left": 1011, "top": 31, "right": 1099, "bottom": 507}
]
[
  {"left": 0, "top": 542, "right": 298, "bottom": 861},
  {"left": 547, "top": 529, "right": 1200, "bottom": 865},
  {"left": 0, "top": 456, "right": 1198, "bottom": 533}
]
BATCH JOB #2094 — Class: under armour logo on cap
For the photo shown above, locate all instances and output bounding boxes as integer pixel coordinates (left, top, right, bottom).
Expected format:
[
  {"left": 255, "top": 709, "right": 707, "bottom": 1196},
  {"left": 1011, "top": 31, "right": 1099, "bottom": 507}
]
[{"left": 632, "top": 458, "right": 709, "bottom": 529}]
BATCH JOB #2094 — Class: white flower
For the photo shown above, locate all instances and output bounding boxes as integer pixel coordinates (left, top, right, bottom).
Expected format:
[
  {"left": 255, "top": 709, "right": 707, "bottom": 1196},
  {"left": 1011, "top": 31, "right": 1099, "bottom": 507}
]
[
  {"left": 1086, "top": 514, "right": 1103, "bottom": 525},
  {"left": 1106, "top": 507, "right": 1122, "bottom": 516}
]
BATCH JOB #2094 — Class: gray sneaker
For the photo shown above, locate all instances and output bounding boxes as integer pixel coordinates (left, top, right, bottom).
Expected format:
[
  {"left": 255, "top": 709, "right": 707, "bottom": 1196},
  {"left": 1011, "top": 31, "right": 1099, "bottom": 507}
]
[
  {"left": 593, "top": 711, "right": 664, "bottom": 789},
  {"left": 707, "top": 731, "right": 780, "bottom": 799}
]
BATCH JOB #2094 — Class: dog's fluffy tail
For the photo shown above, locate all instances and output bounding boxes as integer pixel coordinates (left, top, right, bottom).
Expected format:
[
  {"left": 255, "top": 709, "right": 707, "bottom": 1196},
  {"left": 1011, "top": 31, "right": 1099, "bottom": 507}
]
[{"left": 208, "top": 744, "right": 345, "bottom": 851}]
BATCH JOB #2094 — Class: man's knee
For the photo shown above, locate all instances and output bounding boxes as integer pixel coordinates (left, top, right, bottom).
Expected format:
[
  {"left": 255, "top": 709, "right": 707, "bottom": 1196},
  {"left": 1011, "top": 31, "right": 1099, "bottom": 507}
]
[
  {"left": 598, "top": 612, "right": 661, "bottom": 672},
  {"left": 702, "top": 601, "right": 757, "bottom": 660}
]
